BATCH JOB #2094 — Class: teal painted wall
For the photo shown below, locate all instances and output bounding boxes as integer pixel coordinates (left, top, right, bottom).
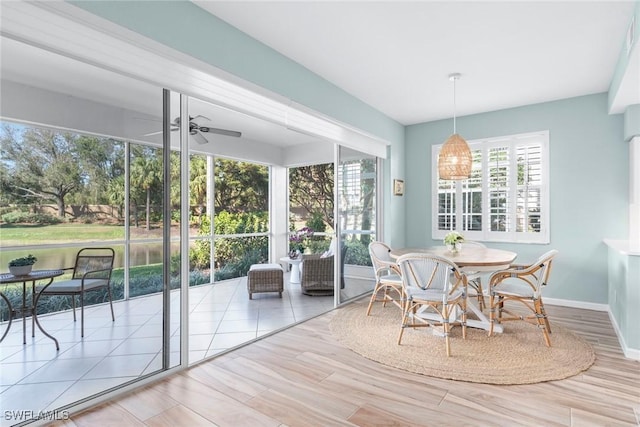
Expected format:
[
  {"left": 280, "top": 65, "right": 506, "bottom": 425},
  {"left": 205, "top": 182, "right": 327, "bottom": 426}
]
[
  {"left": 624, "top": 104, "right": 640, "bottom": 141},
  {"left": 406, "top": 93, "right": 627, "bottom": 304}
]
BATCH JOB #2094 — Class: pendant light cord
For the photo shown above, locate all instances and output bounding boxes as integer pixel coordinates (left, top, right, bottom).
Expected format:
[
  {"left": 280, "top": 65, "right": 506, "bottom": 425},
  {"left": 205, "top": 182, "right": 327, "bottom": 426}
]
[
  {"left": 453, "top": 76, "right": 457, "bottom": 134},
  {"left": 449, "top": 72, "right": 461, "bottom": 134}
]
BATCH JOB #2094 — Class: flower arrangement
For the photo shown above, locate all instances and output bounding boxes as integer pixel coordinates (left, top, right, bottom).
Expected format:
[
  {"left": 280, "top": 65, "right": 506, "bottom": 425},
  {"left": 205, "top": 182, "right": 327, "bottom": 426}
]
[
  {"left": 443, "top": 231, "right": 464, "bottom": 246},
  {"left": 289, "top": 226, "right": 314, "bottom": 254},
  {"left": 9, "top": 254, "right": 37, "bottom": 267}
]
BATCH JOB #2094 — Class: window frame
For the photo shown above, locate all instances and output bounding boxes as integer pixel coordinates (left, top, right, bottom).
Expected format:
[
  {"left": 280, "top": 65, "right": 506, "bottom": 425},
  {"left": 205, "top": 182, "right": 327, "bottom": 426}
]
[{"left": 432, "top": 131, "right": 550, "bottom": 244}]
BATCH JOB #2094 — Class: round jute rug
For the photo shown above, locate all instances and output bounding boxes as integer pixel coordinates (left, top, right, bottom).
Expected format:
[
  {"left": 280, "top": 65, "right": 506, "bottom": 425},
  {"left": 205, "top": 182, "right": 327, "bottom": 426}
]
[{"left": 329, "top": 303, "right": 595, "bottom": 385}]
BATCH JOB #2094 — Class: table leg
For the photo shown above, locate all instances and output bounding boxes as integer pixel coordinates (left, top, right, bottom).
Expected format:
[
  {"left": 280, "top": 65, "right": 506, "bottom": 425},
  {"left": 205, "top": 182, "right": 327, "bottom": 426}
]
[
  {"left": 22, "top": 281, "right": 26, "bottom": 345},
  {"left": 290, "top": 262, "right": 301, "bottom": 284},
  {"left": 0, "top": 291, "right": 13, "bottom": 342},
  {"left": 32, "top": 279, "right": 59, "bottom": 350},
  {"left": 413, "top": 298, "right": 503, "bottom": 334},
  {"left": 465, "top": 299, "right": 503, "bottom": 333}
]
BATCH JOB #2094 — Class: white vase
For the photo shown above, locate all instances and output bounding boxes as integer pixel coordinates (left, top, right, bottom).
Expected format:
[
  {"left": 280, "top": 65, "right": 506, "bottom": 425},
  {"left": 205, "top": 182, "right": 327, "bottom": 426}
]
[{"left": 9, "top": 265, "right": 33, "bottom": 276}]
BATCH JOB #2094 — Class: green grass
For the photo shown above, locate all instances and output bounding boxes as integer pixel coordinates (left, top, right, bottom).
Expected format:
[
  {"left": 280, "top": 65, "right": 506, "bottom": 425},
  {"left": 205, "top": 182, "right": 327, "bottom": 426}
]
[
  {"left": 0, "top": 223, "right": 125, "bottom": 245},
  {"left": 111, "top": 264, "right": 162, "bottom": 282}
]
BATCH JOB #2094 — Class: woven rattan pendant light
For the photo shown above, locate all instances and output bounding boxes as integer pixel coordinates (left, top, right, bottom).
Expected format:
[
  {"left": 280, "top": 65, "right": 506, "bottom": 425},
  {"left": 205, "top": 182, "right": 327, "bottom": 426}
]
[{"left": 438, "top": 73, "right": 472, "bottom": 180}]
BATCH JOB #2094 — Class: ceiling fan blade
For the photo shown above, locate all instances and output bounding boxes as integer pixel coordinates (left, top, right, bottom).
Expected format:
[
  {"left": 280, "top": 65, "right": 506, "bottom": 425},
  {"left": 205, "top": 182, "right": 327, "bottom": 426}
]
[
  {"left": 200, "top": 127, "right": 242, "bottom": 138},
  {"left": 192, "top": 131, "right": 209, "bottom": 144}
]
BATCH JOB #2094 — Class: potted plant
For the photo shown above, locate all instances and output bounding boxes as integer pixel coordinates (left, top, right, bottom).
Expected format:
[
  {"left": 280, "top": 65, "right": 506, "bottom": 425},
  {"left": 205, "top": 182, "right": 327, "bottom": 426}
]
[
  {"left": 443, "top": 231, "right": 464, "bottom": 253},
  {"left": 8, "top": 254, "right": 37, "bottom": 276},
  {"left": 288, "top": 226, "right": 314, "bottom": 258}
]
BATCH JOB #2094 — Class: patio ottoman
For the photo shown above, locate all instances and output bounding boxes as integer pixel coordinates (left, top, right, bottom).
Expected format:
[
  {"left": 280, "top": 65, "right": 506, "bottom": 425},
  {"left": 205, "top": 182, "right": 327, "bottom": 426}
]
[{"left": 247, "top": 263, "right": 284, "bottom": 299}]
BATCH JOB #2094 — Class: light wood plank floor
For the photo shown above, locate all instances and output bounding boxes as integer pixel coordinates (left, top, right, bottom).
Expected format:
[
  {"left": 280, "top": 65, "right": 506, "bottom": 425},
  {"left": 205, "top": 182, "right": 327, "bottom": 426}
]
[{"left": 48, "top": 299, "right": 639, "bottom": 427}]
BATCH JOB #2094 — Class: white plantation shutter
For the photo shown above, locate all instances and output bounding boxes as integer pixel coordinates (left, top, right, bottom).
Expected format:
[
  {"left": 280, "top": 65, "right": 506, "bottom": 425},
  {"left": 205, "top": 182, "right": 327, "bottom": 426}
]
[
  {"left": 488, "top": 146, "right": 510, "bottom": 233},
  {"left": 432, "top": 131, "right": 549, "bottom": 244},
  {"left": 462, "top": 149, "right": 482, "bottom": 232},
  {"left": 516, "top": 144, "right": 543, "bottom": 235}
]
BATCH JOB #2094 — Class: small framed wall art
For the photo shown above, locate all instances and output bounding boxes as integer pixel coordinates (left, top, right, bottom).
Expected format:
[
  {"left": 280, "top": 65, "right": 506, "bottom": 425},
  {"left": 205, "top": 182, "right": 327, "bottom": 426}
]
[{"left": 393, "top": 179, "right": 404, "bottom": 196}]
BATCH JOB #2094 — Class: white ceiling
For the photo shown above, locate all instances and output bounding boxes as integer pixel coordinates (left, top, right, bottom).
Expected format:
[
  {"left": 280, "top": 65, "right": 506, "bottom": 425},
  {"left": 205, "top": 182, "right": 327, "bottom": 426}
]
[{"left": 195, "top": 1, "right": 637, "bottom": 125}]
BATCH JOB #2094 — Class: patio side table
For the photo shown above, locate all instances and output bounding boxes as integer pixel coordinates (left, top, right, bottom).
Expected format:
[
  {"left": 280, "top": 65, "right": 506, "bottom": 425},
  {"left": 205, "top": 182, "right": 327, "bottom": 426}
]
[
  {"left": 0, "top": 269, "right": 64, "bottom": 350},
  {"left": 279, "top": 256, "right": 303, "bottom": 284}
]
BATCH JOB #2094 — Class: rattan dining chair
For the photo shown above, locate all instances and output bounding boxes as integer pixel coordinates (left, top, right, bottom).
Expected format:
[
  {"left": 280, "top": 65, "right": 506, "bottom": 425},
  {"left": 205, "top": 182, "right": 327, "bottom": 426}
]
[
  {"left": 397, "top": 253, "right": 467, "bottom": 356},
  {"left": 487, "top": 249, "right": 558, "bottom": 346},
  {"left": 38, "top": 247, "right": 115, "bottom": 337},
  {"left": 366, "top": 242, "right": 403, "bottom": 315}
]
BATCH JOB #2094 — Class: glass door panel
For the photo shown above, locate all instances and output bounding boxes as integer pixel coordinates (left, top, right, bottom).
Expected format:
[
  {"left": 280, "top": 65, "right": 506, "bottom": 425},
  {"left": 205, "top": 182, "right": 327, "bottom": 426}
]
[
  {"left": 0, "top": 36, "right": 176, "bottom": 423},
  {"left": 337, "top": 147, "right": 378, "bottom": 303}
]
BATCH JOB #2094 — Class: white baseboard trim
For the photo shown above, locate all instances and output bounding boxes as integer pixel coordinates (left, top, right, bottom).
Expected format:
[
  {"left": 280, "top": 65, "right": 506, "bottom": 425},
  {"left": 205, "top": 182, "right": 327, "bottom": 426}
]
[
  {"left": 522, "top": 297, "right": 640, "bottom": 360},
  {"left": 607, "top": 308, "right": 640, "bottom": 360},
  {"left": 543, "top": 297, "right": 608, "bottom": 312}
]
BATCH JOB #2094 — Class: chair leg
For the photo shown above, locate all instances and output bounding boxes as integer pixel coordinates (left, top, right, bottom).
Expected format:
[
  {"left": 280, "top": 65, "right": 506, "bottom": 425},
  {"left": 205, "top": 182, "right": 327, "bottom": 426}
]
[
  {"left": 366, "top": 283, "right": 382, "bottom": 315},
  {"left": 539, "top": 299, "right": 551, "bottom": 334},
  {"left": 80, "top": 291, "right": 84, "bottom": 337},
  {"left": 382, "top": 287, "right": 390, "bottom": 307},
  {"left": 107, "top": 285, "right": 115, "bottom": 322},
  {"left": 461, "top": 300, "right": 467, "bottom": 340},
  {"left": 397, "top": 301, "right": 409, "bottom": 344},
  {"left": 488, "top": 294, "right": 500, "bottom": 337},
  {"left": 32, "top": 288, "right": 36, "bottom": 338},
  {"left": 443, "top": 305, "right": 451, "bottom": 357},
  {"left": 476, "top": 279, "right": 485, "bottom": 311},
  {"left": 71, "top": 295, "right": 77, "bottom": 321},
  {"left": 534, "top": 299, "right": 551, "bottom": 347}
]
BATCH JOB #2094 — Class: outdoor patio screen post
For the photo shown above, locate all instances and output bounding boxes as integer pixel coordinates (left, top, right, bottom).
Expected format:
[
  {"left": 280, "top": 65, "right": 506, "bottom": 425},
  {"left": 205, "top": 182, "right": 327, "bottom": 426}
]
[{"left": 162, "top": 88, "right": 172, "bottom": 370}]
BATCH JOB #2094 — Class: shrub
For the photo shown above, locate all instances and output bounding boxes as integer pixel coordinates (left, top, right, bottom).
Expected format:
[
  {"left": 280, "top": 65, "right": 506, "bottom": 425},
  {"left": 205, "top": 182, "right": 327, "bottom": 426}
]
[
  {"left": 190, "top": 211, "right": 269, "bottom": 272},
  {"left": 306, "top": 211, "right": 327, "bottom": 233},
  {"left": 1, "top": 211, "right": 64, "bottom": 225},
  {"left": 344, "top": 239, "right": 372, "bottom": 267}
]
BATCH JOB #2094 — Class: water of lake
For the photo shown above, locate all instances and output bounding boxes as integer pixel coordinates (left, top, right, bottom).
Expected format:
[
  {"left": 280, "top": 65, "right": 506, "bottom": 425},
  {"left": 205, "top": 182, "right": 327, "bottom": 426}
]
[{"left": 0, "top": 241, "right": 180, "bottom": 271}]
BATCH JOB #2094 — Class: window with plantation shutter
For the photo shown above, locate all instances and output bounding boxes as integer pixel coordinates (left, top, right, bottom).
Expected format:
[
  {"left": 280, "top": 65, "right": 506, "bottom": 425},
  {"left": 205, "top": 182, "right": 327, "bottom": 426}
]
[{"left": 432, "top": 131, "right": 549, "bottom": 244}]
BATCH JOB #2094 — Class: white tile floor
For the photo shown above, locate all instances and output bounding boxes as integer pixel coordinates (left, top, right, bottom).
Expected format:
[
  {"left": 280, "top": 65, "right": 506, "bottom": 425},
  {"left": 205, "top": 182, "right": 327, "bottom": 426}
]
[{"left": 0, "top": 272, "right": 371, "bottom": 426}]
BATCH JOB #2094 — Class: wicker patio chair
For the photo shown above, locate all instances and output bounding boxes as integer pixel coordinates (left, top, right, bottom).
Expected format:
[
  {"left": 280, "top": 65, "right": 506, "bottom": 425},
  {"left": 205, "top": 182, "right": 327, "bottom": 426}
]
[
  {"left": 397, "top": 252, "right": 467, "bottom": 357},
  {"left": 38, "top": 247, "right": 115, "bottom": 337},
  {"left": 366, "top": 241, "right": 403, "bottom": 315},
  {"left": 300, "top": 246, "right": 347, "bottom": 296},
  {"left": 487, "top": 249, "right": 558, "bottom": 346}
]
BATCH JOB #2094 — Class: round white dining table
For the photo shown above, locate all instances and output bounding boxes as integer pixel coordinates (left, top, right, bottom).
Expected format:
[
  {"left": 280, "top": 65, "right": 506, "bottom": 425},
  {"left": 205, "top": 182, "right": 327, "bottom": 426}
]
[
  {"left": 389, "top": 246, "right": 518, "bottom": 333},
  {"left": 390, "top": 245, "right": 517, "bottom": 271}
]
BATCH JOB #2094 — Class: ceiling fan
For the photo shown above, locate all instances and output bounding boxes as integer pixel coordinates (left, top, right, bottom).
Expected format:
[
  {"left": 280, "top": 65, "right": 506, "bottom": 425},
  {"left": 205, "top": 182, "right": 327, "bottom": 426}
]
[{"left": 144, "top": 115, "right": 241, "bottom": 144}]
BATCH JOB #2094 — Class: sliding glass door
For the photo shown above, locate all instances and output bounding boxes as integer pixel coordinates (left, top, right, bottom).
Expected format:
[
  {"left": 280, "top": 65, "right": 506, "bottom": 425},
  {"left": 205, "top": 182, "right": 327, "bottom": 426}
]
[
  {"left": 336, "top": 146, "right": 379, "bottom": 303},
  {"left": 0, "top": 38, "right": 183, "bottom": 425}
]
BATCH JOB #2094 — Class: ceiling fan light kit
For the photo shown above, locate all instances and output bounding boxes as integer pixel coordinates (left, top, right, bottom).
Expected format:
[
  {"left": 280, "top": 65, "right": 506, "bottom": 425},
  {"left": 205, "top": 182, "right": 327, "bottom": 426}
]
[{"left": 438, "top": 73, "right": 472, "bottom": 180}]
